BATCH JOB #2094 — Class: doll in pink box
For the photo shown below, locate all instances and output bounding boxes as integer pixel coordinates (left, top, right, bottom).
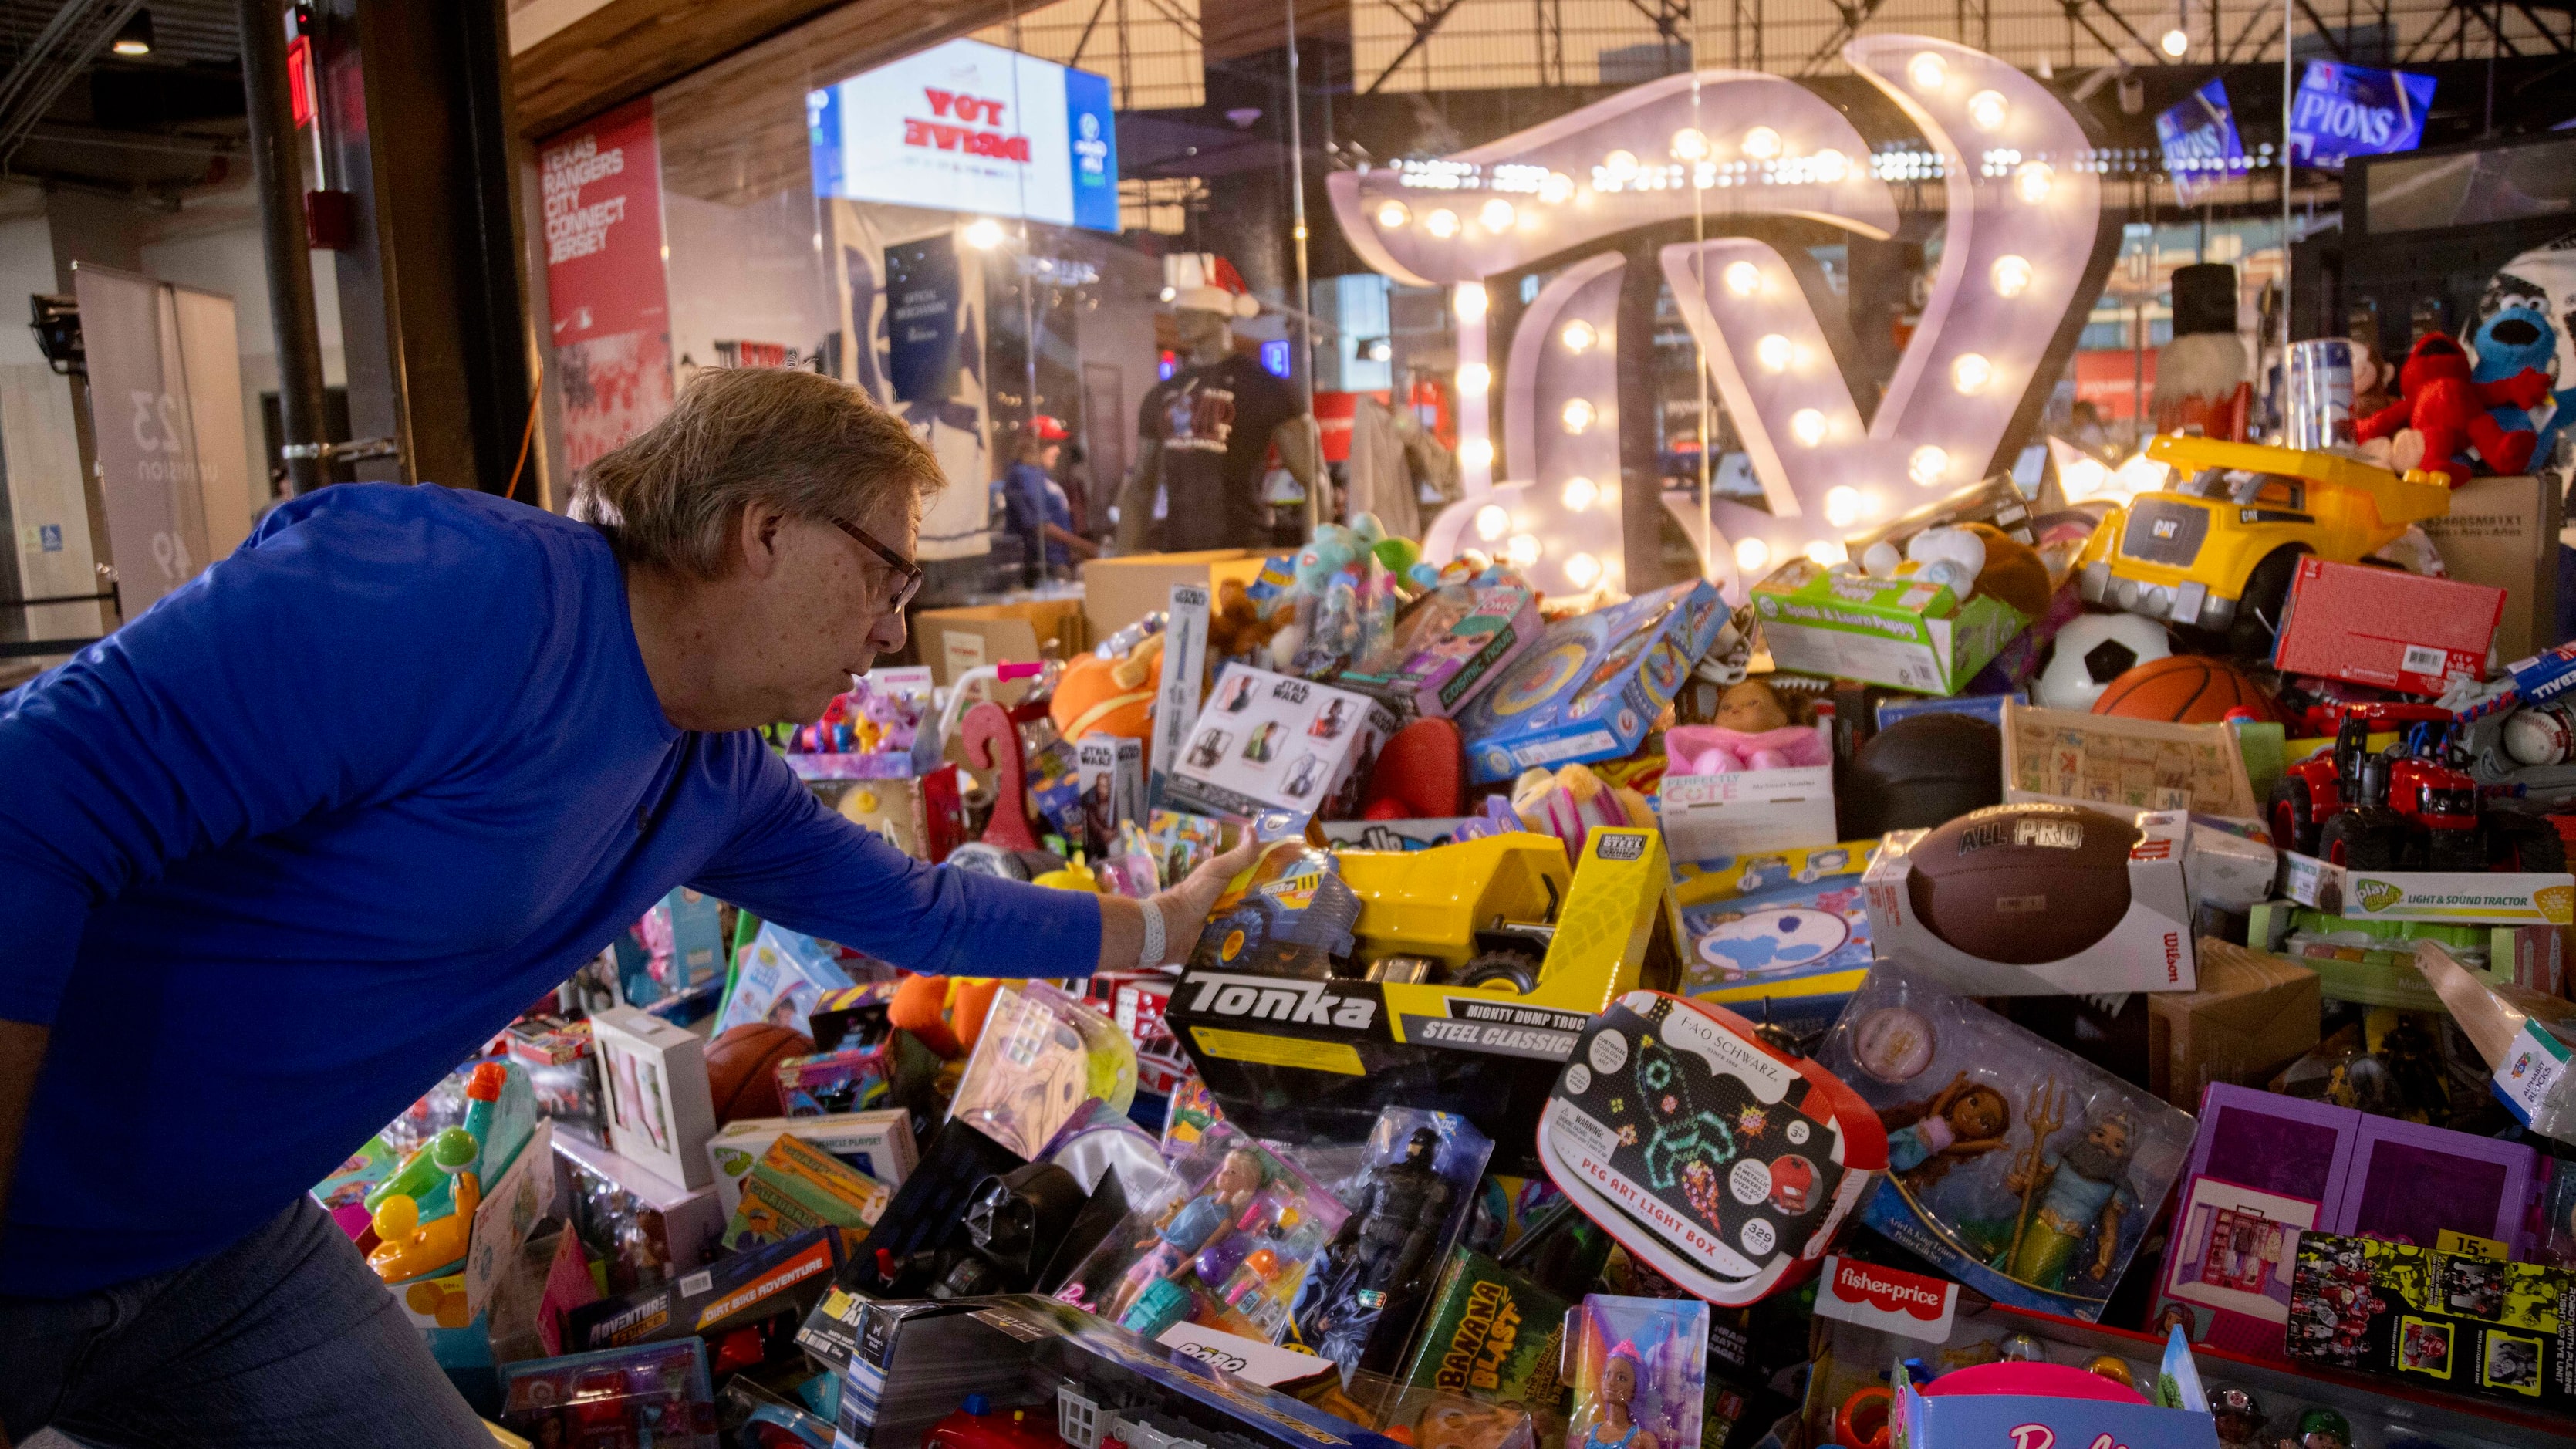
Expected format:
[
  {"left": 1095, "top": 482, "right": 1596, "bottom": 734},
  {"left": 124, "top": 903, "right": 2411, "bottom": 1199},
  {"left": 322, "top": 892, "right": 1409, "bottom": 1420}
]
[{"left": 1666, "top": 680, "right": 1829, "bottom": 775}]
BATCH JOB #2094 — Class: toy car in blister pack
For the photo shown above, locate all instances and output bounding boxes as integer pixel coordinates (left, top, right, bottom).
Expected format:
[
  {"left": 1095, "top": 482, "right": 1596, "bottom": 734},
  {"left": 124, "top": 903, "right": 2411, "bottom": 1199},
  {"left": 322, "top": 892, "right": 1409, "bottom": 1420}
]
[
  {"left": 1191, "top": 840, "right": 1364, "bottom": 969},
  {"left": 1814, "top": 964, "right": 2196, "bottom": 1321},
  {"left": 1562, "top": 1295, "right": 1709, "bottom": 1449},
  {"left": 1299, "top": 1108, "right": 1495, "bottom": 1374},
  {"left": 498, "top": 1339, "right": 719, "bottom": 1448},
  {"left": 1537, "top": 992, "right": 1885, "bottom": 1305},
  {"left": 1054, "top": 1119, "right": 1346, "bottom": 1346}
]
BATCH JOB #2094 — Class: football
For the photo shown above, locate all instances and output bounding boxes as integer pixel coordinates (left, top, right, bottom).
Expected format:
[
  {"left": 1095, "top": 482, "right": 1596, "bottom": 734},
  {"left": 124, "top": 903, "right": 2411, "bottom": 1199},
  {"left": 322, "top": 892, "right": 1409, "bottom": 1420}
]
[{"left": 1903, "top": 804, "right": 2139, "bottom": 965}]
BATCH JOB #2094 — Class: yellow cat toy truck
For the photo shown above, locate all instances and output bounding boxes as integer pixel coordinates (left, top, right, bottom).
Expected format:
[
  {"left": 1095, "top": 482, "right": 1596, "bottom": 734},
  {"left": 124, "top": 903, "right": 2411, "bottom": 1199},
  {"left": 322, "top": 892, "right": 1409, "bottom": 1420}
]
[{"left": 2073, "top": 434, "right": 2451, "bottom": 659}]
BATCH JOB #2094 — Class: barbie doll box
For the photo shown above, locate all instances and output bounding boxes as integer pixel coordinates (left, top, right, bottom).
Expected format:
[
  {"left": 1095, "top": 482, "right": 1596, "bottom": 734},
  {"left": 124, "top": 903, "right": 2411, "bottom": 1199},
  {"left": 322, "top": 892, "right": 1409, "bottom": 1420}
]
[
  {"left": 1165, "top": 665, "right": 1396, "bottom": 822},
  {"left": 1892, "top": 1332, "right": 2221, "bottom": 1449}
]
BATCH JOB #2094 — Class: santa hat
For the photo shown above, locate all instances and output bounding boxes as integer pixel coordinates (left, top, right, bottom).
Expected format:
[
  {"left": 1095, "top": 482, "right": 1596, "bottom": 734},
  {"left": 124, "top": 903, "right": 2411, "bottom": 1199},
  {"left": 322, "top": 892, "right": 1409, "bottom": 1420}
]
[{"left": 1166, "top": 252, "right": 1261, "bottom": 319}]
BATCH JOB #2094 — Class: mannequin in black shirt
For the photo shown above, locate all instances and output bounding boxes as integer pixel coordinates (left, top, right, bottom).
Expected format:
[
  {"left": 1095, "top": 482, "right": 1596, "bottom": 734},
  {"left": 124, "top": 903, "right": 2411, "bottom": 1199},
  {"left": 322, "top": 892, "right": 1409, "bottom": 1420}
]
[{"left": 1117, "top": 289, "right": 1322, "bottom": 552}]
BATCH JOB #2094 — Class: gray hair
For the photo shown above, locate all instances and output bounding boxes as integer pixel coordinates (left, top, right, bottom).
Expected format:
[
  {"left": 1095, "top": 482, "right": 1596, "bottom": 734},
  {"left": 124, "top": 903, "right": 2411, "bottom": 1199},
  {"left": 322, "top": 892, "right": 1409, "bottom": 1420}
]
[{"left": 575, "top": 367, "right": 944, "bottom": 576}]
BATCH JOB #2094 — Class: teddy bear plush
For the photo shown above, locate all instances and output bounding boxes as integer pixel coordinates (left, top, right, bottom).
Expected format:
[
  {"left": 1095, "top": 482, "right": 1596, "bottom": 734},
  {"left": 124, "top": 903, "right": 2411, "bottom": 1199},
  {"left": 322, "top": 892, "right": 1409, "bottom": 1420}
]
[{"left": 2356, "top": 331, "right": 2547, "bottom": 483}]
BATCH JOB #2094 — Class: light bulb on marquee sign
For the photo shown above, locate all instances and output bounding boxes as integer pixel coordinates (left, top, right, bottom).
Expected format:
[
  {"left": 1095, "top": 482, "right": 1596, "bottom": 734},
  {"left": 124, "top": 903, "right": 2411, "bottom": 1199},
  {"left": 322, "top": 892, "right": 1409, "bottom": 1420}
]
[
  {"left": 1661, "top": 35, "right": 2108, "bottom": 594},
  {"left": 1332, "top": 37, "right": 2104, "bottom": 599}
]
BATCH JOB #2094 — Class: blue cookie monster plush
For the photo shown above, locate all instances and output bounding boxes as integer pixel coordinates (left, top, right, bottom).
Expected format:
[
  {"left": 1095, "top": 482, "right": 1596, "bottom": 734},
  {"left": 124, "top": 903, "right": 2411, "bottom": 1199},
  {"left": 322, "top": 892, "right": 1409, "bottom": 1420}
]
[{"left": 2471, "top": 270, "right": 2568, "bottom": 461}]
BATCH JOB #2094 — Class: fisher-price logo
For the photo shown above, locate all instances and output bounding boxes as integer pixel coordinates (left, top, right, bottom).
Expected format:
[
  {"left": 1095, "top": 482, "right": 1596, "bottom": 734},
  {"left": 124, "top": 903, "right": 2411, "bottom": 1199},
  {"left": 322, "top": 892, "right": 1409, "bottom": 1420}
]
[{"left": 1817, "top": 1254, "right": 1957, "bottom": 1341}]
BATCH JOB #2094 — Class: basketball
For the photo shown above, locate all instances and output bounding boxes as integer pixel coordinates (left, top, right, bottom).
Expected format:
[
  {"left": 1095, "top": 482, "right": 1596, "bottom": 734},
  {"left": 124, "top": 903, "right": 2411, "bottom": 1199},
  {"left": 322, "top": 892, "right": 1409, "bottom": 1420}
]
[
  {"left": 1904, "top": 803, "right": 2139, "bottom": 965},
  {"left": 2091, "top": 654, "right": 2272, "bottom": 724},
  {"left": 1838, "top": 714, "right": 2004, "bottom": 840},
  {"left": 704, "top": 1022, "right": 812, "bottom": 1123}
]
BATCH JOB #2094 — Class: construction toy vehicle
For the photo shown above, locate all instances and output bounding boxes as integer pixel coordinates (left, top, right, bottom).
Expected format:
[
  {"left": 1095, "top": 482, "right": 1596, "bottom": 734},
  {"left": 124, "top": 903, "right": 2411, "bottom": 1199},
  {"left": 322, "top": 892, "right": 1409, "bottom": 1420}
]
[
  {"left": 2074, "top": 434, "right": 2452, "bottom": 659},
  {"left": 1169, "top": 827, "right": 1685, "bottom": 1174},
  {"left": 2272, "top": 704, "right": 2566, "bottom": 871},
  {"left": 1335, "top": 833, "right": 1572, "bottom": 993}
]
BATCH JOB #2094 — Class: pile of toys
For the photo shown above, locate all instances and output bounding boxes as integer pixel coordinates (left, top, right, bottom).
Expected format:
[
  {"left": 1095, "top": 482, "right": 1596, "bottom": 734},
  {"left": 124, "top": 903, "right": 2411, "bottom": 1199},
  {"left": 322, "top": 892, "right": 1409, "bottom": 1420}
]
[{"left": 311, "top": 413, "right": 2576, "bottom": 1449}]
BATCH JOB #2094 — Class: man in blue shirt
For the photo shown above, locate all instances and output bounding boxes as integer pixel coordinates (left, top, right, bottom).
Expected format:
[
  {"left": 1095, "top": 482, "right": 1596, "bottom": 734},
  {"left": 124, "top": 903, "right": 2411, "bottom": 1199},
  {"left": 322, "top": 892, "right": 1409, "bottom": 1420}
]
[{"left": 0, "top": 368, "right": 1250, "bottom": 1446}]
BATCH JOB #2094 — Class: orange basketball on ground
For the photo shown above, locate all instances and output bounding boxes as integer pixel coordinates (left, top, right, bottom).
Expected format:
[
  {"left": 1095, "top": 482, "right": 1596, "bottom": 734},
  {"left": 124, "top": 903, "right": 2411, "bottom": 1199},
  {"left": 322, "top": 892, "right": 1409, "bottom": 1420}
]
[
  {"left": 704, "top": 1022, "right": 812, "bottom": 1123},
  {"left": 2091, "top": 654, "right": 2272, "bottom": 724}
]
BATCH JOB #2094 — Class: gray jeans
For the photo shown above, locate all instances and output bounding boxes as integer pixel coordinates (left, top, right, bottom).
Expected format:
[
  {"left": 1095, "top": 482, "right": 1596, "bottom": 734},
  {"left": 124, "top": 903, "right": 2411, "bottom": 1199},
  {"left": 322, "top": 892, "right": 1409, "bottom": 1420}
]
[{"left": 0, "top": 1196, "right": 491, "bottom": 1447}]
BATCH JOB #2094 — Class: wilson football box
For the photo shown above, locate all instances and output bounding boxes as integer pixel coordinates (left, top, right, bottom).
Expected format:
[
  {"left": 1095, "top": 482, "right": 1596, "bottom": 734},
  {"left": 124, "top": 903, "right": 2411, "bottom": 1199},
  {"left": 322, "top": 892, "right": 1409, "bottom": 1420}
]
[
  {"left": 1862, "top": 803, "right": 2199, "bottom": 995},
  {"left": 2272, "top": 557, "right": 2506, "bottom": 697}
]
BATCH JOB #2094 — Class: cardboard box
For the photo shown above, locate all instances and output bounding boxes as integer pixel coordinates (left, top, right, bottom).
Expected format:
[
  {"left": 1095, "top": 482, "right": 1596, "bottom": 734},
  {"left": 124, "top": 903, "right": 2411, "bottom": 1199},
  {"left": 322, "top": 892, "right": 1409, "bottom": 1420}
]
[
  {"left": 1080, "top": 549, "right": 1268, "bottom": 645},
  {"left": 1456, "top": 579, "right": 1727, "bottom": 783},
  {"left": 2280, "top": 852, "right": 2576, "bottom": 924},
  {"left": 552, "top": 1131, "right": 726, "bottom": 1281},
  {"left": 569, "top": 1227, "right": 846, "bottom": 1352},
  {"left": 915, "top": 598, "right": 1089, "bottom": 687},
  {"left": 1750, "top": 559, "right": 2027, "bottom": 695},
  {"left": 1163, "top": 665, "right": 1396, "bottom": 822},
  {"left": 704, "top": 1108, "right": 916, "bottom": 1219},
  {"left": 2287, "top": 1231, "right": 2574, "bottom": 1407},
  {"left": 1863, "top": 808, "right": 2200, "bottom": 995},
  {"left": 1656, "top": 765, "right": 1838, "bottom": 862},
  {"left": 721, "top": 1133, "right": 891, "bottom": 1250},
  {"left": 2145, "top": 939, "right": 2323, "bottom": 1106},
  {"left": 2001, "top": 702, "right": 2260, "bottom": 818},
  {"left": 2273, "top": 557, "right": 2506, "bottom": 695},
  {"left": 591, "top": 1007, "right": 720, "bottom": 1191},
  {"left": 1893, "top": 1346, "right": 2221, "bottom": 1449},
  {"left": 2416, "top": 473, "right": 2561, "bottom": 664},
  {"left": 1335, "top": 581, "right": 1542, "bottom": 719}
]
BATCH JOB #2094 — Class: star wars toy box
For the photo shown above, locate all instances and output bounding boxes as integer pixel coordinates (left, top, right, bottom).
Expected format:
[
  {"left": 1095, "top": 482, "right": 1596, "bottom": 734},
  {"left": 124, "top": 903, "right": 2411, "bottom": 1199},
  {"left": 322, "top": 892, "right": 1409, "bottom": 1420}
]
[
  {"left": 1674, "top": 841, "right": 1879, "bottom": 1045},
  {"left": 1164, "top": 665, "right": 1397, "bottom": 822},
  {"left": 1749, "top": 560, "right": 2029, "bottom": 697},
  {"left": 1338, "top": 580, "right": 1543, "bottom": 720},
  {"left": 830, "top": 1293, "right": 1413, "bottom": 1449},
  {"left": 1891, "top": 1332, "right": 2222, "bottom": 1449},
  {"left": 1534, "top": 991, "right": 1888, "bottom": 1305},
  {"left": 1862, "top": 803, "right": 2200, "bottom": 997},
  {"left": 1457, "top": 579, "right": 1727, "bottom": 785},
  {"left": 1816, "top": 964, "right": 2198, "bottom": 1321},
  {"left": 2287, "top": 1230, "right": 2574, "bottom": 1410},
  {"left": 1168, "top": 827, "right": 1688, "bottom": 1177}
]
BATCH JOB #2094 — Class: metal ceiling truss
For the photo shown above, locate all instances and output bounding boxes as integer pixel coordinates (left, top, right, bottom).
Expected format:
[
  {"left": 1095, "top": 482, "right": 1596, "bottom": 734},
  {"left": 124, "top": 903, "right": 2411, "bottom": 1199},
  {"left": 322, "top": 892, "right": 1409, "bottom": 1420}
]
[
  {"left": 1366, "top": 0, "right": 1474, "bottom": 92},
  {"left": 0, "top": 0, "right": 147, "bottom": 165}
]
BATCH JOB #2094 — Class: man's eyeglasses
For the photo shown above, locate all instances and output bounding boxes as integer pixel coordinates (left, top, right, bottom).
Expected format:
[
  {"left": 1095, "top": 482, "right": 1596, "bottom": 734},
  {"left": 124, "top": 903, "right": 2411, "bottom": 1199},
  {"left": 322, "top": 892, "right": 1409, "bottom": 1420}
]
[{"left": 829, "top": 515, "right": 923, "bottom": 612}]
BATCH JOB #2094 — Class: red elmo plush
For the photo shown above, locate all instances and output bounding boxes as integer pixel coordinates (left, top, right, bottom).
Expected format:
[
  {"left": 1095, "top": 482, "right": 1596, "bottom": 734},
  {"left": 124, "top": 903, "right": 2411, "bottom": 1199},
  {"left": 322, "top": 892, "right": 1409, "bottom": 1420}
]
[{"left": 2355, "top": 332, "right": 2547, "bottom": 484}]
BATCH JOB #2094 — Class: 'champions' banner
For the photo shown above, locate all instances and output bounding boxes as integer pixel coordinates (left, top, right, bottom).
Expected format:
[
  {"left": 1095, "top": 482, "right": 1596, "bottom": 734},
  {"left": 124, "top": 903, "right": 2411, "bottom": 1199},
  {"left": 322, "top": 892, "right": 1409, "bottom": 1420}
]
[{"left": 2289, "top": 61, "right": 2435, "bottom": 170}]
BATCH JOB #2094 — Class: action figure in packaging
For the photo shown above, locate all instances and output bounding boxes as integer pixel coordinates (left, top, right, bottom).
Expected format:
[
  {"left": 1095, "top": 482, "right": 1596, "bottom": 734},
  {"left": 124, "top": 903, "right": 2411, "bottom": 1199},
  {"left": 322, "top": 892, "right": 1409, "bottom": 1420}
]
[
  {"left": 1563, "top": 1295, "right": 1709, "bottom": 1449},
  {"left": 1815, "top": 964, "right": 2195, "bottom": 1320},
  {"left": 1303, "top": 1110, "right": 1495, "bottom": 1374}
]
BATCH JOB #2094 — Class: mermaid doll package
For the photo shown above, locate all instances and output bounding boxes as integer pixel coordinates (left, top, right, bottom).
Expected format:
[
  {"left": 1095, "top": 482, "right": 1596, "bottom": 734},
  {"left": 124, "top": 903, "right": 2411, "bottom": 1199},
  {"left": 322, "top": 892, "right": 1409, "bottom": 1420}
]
[{"left": 1562, "top": 1295, "right": 1709, "bottom": 1449}]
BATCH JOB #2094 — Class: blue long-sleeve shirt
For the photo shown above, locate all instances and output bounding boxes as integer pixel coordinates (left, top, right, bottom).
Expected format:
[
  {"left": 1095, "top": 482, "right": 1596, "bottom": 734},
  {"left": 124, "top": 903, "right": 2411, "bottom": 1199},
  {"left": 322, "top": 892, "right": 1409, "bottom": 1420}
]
[{"left": 0, "top": 483, "right": 1101, "bottom": 1298}]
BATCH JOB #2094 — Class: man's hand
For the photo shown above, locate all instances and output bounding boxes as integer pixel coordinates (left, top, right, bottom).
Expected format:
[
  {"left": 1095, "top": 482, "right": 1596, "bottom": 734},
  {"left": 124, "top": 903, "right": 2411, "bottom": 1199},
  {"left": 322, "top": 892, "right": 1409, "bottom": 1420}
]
[{"left": 1149, "top": 836, "right": 1263, "bottom": 967}]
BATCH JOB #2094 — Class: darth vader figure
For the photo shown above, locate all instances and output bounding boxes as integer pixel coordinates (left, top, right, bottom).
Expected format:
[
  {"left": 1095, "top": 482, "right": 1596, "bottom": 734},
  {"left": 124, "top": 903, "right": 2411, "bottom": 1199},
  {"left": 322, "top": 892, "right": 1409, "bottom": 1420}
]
[{"left": 1310, "top": 1126, "right": 1456, "bottom": 1370}]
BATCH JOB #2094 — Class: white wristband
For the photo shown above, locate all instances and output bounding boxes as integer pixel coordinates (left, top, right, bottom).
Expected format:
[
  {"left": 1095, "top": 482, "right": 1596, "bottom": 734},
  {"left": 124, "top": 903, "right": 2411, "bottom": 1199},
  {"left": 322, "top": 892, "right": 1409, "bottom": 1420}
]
[{"left": 1139, "top": 896, "right": 1168, "bottom": 969}]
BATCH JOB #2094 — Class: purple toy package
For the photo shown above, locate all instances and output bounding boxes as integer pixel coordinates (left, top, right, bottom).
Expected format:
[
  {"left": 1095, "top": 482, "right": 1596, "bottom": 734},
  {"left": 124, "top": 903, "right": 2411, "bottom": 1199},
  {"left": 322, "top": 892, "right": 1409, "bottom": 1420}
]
[{"left": 2150, "top": 1083, "right": 2541, "bottom": 1359}]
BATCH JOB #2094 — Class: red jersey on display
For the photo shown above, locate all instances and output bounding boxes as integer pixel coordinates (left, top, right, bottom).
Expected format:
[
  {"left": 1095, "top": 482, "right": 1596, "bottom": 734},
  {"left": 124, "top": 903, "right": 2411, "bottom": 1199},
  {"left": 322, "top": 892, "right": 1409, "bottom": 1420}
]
[{"left": 1139, "top": 352, "right": 1296, "bottom": 551}]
